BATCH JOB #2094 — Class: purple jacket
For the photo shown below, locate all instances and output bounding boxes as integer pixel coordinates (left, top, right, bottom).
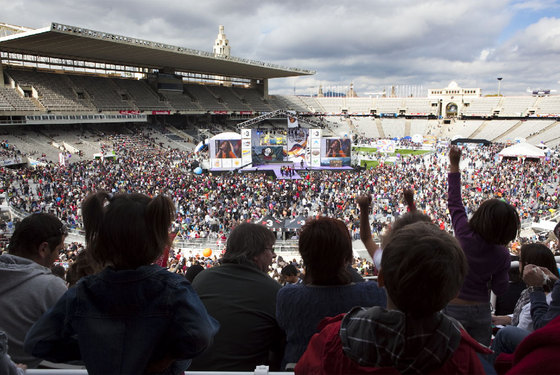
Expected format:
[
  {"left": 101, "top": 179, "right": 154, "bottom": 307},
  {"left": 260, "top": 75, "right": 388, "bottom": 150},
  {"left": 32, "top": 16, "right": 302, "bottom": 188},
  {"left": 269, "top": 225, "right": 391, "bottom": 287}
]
[{"left": 448, "top": 172, "right": 510, "bottom": 302}]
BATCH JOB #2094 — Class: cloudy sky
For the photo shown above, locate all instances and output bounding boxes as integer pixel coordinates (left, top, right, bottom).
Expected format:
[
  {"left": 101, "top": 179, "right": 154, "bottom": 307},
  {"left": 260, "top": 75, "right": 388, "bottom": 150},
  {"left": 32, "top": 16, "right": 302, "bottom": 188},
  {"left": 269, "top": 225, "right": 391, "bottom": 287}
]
[{"left": 3, "top": 0, "right": 560, "bottom": 97}]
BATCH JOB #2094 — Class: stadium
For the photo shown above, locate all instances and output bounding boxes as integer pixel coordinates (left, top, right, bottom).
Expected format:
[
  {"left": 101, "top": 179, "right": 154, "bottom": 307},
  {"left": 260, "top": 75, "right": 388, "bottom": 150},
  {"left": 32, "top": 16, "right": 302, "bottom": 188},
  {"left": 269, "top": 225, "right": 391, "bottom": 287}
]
[{"left": 0, "top": 21, "right": 560, "bottom": 374}]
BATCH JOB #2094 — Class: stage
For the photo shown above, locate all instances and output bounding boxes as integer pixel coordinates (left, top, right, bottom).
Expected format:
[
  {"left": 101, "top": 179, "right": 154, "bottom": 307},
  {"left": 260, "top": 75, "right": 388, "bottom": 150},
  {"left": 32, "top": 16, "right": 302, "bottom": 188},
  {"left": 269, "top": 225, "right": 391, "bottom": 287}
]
[{"left": 209, "top": 162, "right": 354, "bottom": 180}]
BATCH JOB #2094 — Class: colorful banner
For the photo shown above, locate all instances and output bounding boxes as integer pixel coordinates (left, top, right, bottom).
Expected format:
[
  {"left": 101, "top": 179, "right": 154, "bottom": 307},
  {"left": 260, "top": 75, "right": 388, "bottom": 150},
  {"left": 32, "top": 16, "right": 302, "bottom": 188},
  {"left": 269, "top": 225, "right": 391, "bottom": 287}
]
[
  {"left": 287, "top": 128, "right": 308, "bottom": 162},
  {"left": 376, "top": 139, "right": 396, "bottom": 153}
]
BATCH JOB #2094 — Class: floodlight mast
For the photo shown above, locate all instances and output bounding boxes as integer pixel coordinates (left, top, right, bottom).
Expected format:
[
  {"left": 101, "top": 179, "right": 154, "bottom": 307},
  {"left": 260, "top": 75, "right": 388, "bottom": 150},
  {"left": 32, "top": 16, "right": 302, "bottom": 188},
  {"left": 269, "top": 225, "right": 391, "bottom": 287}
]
[{"left": 497, "top": 77, "right": 503, "bottom": 96}]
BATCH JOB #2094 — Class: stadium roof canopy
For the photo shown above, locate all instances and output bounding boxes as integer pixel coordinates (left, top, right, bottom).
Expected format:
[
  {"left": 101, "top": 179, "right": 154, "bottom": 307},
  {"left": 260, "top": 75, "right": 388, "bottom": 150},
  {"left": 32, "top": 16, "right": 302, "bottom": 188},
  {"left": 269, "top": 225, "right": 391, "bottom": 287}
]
[{"left": 0, "top": 22, "right": 315, "bottom": 80}]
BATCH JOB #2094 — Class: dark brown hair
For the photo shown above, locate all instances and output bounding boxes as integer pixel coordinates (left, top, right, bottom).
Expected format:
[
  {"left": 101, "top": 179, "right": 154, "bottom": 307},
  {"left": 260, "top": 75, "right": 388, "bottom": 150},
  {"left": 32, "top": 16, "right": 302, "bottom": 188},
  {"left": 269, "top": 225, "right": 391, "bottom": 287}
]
[
  {"left": 299, "top": 217, "right": 352, "bottom": 285},
  {"left": 382, "top": 221, "right": 467, "bottom": 317},
  {"left": 8, "top": 213, "right": 66, "bottom": 258},
  {"left": 66, "top": 250, "right": 99, "bottom": 287},
  {"left": 82, "top": 191, "right": 175, "bottom": 270},
  {"left": 520, "top": 243, "right": 560, "bottom": 292},
  {"left": 222, "top": 223, "right": 276, "bottom": 267},
  {"left": 469, "top": 199, "right": 520, "bottom": 245}
]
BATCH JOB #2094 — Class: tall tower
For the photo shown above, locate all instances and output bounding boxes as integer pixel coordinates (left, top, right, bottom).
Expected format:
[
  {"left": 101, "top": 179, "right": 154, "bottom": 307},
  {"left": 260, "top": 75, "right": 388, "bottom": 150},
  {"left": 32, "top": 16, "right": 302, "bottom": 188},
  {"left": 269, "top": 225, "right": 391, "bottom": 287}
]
[
  {"left": 347, "top": 83, "right": 357, "bottom": 98},
  {"left": 213, "top": 25, "right": 231, "bottom": 86},
  {"left": 213, "top": 25, "right": 231, "bottom": 58}
]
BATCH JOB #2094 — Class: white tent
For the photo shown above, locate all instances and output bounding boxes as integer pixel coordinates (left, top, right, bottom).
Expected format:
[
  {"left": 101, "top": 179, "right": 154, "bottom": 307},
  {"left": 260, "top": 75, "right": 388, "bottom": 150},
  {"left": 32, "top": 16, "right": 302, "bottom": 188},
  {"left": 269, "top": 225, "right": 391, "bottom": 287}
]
[{"left": 498, "top": 142, "right": 545, "bottom": 159}]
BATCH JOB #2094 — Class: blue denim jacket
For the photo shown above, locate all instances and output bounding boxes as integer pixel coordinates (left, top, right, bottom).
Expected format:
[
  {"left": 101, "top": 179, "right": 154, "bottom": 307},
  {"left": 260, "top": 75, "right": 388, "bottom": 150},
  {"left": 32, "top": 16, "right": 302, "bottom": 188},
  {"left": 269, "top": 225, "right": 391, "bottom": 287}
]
[{"left": 24, "top": 265, "right": 219, "bottom": 375}]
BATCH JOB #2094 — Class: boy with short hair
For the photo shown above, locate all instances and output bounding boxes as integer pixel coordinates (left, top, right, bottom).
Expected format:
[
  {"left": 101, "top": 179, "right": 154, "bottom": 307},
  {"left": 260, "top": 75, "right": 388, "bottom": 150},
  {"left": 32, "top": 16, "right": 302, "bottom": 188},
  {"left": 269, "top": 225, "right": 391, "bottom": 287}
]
[{"left": 295, "top": 221, "right": 491, "bottom": 374}]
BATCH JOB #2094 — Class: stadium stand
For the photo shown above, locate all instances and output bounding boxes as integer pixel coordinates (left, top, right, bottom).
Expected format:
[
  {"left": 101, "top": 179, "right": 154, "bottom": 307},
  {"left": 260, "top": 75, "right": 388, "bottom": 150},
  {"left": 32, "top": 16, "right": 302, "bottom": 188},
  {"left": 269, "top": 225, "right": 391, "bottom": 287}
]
[
  {"left": 66, "top": 74, "right": 137, "bottom": 112},
  {"left": 0, "top": 86, "right": 40, "bottom": 112},
  {"left": 232, "top": 87, "right": 275, "bottom": 112},
  {"left": 185, "top": 85, "right": 229, "bottom": 111},
  {"left": 6, "top": 69, "right": 94, "bottom": 112},
  {"left": 112, "top": 77, "right": 171, "bottom": 111},
  {"left": 315, "top": 97, "right": 343, "bottom": 113},
  {"left": 494, "top": 120, "right": 555, "bottom": 143},
  {"left": 345, "top": 98, "right": 372, "bottom": 114},
  {"left": 530, "top": 120, "right": 560, "bottom": 147},
  {"left": 462, "top": 97, "right": 501, "bottom": 117},
  {"left": 436, "top": 119, "right": 485, "bottom": 139},
  {"left": 471, "top": 119, "right": 519, "bottom": 141},
  {"left": 351, "top": 116, "right": 381, "bottom": 138},
  {"left": 271, "top": 95, "right": 309, "bottom": 112},
  {"left": 408, "top": 118, "right": 432, "bottom": 136},
  {"left": 376, "top": 98, "right": 404, "bottom": 115},
  {"left": 160, "top": 88, "right": 203, "bottom": 112},
  {"left": 500, "top": 96, "right": 537, "bottom": 117},
  {"left": 404, "top": 98, "right": 434, "bottom": 116},
  {"left": 380, "top": 118, "right": 406, "bottom": 138},
  {"left": 206, "top": 85, "right": 251, "bottom": 112},
  {"left": 535, "top": 96, "right": 560, "bottom": 116},
  {"left": 298, "top": 96, "right": 323, "bottom": 113}
]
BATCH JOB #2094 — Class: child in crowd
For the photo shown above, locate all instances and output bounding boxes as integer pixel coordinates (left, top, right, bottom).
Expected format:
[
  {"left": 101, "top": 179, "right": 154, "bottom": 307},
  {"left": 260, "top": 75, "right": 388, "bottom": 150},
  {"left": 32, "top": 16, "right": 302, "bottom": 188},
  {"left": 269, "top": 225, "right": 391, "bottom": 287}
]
[
  {"left": 295, "top": 221, "right": 491, "bottom": 374},
  {"left": 357, "top": 188, "right": 430, "bottom": 271},
  {"left": 24, "top": 191, "right": 219, "bottom": 374},
  {"left": 444, "top": 145, "right": 520, "bottom": 346}
]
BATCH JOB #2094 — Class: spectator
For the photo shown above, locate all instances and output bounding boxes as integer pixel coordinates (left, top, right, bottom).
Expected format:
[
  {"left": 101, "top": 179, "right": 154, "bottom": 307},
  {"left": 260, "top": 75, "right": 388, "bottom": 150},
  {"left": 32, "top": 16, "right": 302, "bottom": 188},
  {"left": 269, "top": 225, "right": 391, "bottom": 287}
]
[
  {"left": 490, "top": 243, "right": 559, "bottom": 362},
  {"left": 493, "top": 261, "right": 525, "bottom": 316},
  {"left": 185, "top": 263, "right": 204, "bottom": 283},
  {"left": 64, "top": 250, "right": 97, "bottom": 288},
  {"left": 280, "top": 263, "right": 301, "bottom": 285},
  {"left": 295, "top": 221, "right": 491, "bottom": 374},
  {"left": 24, "top": 191, "right": 219, "bottom": 374},
  {"left": 0, "top": 213, "right": 68, "bottom": 368},
  {"left": 492, "top": 243, "right": 558, "bottom": 329},
  {"left": 444, "top": 145, "right": 520, "bottom": 346},
  {"left": 190, "top": 223, "right": 284, "bottom": 371},
  {"left": 493, "top": 264, "right": 560, "bottom": 372},
  {"left": 276, "top": 217, "right": 386, "bottom": 370},
  {"left": 357, "top": 189, "right": 429, "bottom": 271}
]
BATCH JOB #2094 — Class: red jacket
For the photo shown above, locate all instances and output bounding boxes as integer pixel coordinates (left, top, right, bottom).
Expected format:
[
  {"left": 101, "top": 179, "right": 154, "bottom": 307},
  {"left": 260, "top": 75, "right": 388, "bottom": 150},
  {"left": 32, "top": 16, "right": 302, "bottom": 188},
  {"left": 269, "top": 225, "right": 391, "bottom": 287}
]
[
  {"left": 295, "top": 314, "right": 491, "bottom": 375},
  {"left": 505, "top": 314, "right": 560, "bottom": 374}
]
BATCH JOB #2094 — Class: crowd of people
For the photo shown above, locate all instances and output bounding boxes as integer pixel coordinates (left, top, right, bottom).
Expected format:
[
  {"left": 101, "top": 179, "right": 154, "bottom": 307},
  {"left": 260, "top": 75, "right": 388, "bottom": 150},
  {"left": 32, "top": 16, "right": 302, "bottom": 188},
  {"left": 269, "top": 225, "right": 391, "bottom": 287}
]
[
  {"left": 1, "top": 129, "right": 560, "bottom": 374},
  {"left": 1, "top": 133, "right": 559, "bottom": 253}
]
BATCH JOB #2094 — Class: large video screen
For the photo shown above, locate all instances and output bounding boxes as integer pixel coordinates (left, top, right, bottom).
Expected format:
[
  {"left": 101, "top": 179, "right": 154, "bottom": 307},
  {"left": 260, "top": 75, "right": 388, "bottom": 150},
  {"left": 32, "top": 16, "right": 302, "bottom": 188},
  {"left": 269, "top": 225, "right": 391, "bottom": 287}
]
[
  {"left": 214, "top": 140, "right": 241, "bottom": 159},
  {"left": 321, "top": 137, "right": 351, "bottom": 166},
  {"left": 251, "top": 146, "right": 286, "bottom": 165}
]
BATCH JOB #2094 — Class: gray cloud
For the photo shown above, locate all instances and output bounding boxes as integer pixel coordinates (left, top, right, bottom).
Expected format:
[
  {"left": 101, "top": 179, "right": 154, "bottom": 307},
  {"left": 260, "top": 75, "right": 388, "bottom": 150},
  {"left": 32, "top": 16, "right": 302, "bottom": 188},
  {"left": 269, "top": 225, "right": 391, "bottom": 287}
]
[{"left": 2, "top": 0, "right": 559, "bottom": 96}]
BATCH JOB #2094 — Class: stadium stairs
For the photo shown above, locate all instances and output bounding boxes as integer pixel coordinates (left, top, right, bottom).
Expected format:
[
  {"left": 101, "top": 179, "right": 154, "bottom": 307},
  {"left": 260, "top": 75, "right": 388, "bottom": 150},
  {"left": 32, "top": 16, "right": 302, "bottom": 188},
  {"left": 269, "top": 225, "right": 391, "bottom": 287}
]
[
  {"left": 375, "top": 118, "right": 386, "bottom": 138},
  {"left": 467, "top": 120, "right": 490, "bottom": 139},
  {"left": 493, "top": 120, "right": 523, "bottom": 142}
]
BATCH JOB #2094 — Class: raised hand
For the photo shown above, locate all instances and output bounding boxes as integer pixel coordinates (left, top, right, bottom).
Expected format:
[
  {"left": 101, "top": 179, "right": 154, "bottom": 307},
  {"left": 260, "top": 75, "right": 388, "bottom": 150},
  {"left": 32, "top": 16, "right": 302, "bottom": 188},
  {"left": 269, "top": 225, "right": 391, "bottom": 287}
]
[
  {"left": 449, "top": 146, "right": 462, "bottom": 172},
  {"left": 356, "top": 195, "right": 372, "bottom": 208}
]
